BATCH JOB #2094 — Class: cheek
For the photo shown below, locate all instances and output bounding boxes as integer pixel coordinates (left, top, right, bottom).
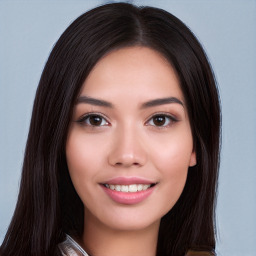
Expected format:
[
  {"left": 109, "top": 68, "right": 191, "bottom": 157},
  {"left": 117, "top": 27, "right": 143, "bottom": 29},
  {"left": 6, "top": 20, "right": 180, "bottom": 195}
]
[
  {"left": 149, "top": 130, "right": 193, "bottom": 207},
  {"left": 65, "top": 130, "right": 102, "bottom": 196},
  {"left": 66, "top": 130, "right": 106, "bottom": 175},
  {"left": 65, "top": 131, "right": 107, "bottom": 215},
  {"left": 154, "top": 148, "right": 189, "bottom": 213},
  {"left": 151, "top": 130, "right": 194, "bottom": 173}
]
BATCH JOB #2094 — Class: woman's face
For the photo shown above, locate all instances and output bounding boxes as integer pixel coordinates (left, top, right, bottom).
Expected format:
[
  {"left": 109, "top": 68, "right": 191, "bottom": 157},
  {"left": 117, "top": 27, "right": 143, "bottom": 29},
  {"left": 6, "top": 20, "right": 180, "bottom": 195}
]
[{"left": 66, "top": 46, "right": 196, "bottom": 232}]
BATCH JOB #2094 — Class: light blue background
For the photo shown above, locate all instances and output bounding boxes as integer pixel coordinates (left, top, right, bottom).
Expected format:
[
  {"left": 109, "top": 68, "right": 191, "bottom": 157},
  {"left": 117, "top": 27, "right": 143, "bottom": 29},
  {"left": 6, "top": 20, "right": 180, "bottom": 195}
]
[{"left": 0, "top": 1, "right": 255, "bottom": 255}]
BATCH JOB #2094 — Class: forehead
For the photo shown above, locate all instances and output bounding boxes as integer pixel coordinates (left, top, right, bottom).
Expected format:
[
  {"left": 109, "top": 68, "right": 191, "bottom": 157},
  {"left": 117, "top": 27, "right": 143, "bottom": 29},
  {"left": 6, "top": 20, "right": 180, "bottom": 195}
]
[{"left": 80, "top": 46, "right": 184, "bottom": 103}]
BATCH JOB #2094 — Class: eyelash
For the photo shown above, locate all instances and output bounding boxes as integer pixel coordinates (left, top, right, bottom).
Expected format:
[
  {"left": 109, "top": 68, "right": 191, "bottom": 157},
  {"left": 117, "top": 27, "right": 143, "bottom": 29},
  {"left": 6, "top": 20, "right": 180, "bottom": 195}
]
[
  {"left": 76, "top": 112, "right": 110, "bottom": 127},
  {"left": 146, "top": 112, "right": 178, "bottom": 128},
  {"left": 76, "top": 112, "right": 178, "bottom": 128}
]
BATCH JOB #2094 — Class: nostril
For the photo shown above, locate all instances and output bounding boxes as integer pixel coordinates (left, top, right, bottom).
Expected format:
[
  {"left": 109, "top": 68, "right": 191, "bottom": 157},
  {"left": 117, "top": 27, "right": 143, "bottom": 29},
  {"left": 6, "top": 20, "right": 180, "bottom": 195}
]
[
  {"left": 114, "top": 161, "right": 141, "bottom": 167},
  {"left": 108, "top": 150, "right": 147, "bottom": 167}
]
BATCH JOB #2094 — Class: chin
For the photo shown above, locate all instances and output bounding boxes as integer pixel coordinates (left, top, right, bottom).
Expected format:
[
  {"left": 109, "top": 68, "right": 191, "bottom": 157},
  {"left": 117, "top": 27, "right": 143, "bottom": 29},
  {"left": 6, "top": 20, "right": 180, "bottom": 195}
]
[
  {"left": 90, "top": 206, "right": 167, "bottom": 232},
  {"left": 105, "top": 217, "right": 160, "bottom": 232}
]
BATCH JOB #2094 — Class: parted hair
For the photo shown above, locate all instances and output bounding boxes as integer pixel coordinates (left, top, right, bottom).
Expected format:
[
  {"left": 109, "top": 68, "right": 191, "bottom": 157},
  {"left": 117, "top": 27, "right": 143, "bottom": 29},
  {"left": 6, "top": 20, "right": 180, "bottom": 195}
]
[{"left": 0, "top": 3, "right": 220, "bottom": 256}]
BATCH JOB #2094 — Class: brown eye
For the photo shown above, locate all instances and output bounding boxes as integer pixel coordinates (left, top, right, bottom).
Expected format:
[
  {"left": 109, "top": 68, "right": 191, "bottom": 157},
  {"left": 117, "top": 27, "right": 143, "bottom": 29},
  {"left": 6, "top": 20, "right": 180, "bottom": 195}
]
[
  {"left": 152, "top": 115, "right": 166, "bottom": 126},
  {"left": 147, "top": 114, "right": 177, "bottom": 127},
  {"left": 78, "top": 114, "right": 109, "bottom": 126},
  {"left": 88, "top": 115, "right": 103, "bottom": 126}
]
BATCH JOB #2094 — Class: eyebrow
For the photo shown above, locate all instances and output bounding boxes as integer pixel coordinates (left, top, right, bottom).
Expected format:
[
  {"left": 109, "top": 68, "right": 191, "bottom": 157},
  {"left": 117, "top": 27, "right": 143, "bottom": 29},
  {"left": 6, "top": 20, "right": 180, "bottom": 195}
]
[
  {"left": 76, "top": 96, "right": 184, "bottom": 108},
  {"left": 76, "top": 96, "right": 113, "bottom": 108},
  {"left": 141, "top": 97, "right": 184, "bottom": 108}
]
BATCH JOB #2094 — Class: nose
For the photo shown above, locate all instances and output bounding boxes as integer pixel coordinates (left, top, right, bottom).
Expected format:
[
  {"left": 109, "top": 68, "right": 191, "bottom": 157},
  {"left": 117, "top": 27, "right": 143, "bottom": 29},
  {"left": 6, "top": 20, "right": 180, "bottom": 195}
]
[{"left": 108, "top": 126, "right": 147, "bottom": 168}]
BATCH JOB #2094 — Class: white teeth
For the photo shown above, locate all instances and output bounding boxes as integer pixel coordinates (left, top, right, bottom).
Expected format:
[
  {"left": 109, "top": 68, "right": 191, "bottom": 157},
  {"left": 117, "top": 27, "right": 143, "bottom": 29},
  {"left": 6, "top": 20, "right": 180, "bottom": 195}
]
[
  {"left": 129, "top": 184, "right": 137, "bottom": 192},
  {"left": 105, "top": 184, "right": 152, "bottom": 192},
  {"left": 137, "top": 184, "right": 143, "bottom": 191},
  {"left": 121, "top": 185, "right": 128, "bottom": 192},
  {"left": 143, "top": 184, "right": 150, "bottom": 190}
]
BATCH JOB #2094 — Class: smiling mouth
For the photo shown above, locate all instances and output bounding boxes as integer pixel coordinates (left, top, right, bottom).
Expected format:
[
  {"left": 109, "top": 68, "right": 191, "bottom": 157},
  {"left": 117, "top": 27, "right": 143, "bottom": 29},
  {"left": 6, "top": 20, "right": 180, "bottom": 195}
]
[{"left": 102, "top": 183, "right": 156, "bottom": 193}]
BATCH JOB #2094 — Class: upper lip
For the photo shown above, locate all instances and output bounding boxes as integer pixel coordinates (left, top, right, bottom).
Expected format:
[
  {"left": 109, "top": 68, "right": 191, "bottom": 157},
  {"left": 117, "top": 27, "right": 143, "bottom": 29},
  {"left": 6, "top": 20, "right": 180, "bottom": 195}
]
[{"left": 101, "top": 176, "right": 157, "bottom": 185}]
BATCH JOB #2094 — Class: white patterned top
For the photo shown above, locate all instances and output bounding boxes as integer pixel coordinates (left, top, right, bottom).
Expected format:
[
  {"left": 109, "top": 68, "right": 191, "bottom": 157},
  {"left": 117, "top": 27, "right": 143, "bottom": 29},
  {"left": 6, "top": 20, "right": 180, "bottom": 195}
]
[{"left": 58, "top": 234, "right": 89, "bottom": 256}]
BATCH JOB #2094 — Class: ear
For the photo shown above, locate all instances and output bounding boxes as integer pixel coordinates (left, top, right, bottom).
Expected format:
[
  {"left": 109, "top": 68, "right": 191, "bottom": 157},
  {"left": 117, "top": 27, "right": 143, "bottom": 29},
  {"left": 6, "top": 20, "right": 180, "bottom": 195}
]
[{"left": 189, "top": 151, "right": 197, "bottom": 167}]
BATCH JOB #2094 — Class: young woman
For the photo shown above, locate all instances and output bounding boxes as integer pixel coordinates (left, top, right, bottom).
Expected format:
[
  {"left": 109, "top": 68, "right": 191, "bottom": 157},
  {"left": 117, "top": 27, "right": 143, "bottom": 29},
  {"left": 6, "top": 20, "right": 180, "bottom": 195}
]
[{"left": 0, "top": 2, "right": 221, "bottom": 256}]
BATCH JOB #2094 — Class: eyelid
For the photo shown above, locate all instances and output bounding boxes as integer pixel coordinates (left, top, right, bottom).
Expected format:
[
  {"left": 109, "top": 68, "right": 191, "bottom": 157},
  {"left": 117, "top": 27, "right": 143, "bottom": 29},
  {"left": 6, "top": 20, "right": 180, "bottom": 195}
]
[
  {"left": 145, "top": 112, "right": 179, "bottom": 127},
  {"left": 76, "top": 112, "right": 110, "bottom": 126}
]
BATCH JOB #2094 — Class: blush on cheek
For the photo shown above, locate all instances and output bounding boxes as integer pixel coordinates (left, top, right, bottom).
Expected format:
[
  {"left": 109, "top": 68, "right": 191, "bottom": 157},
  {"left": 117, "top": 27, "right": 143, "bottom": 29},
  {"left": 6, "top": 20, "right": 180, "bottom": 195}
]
[{"left": 154, "top": 147, "right": 192, "bottom": 170}]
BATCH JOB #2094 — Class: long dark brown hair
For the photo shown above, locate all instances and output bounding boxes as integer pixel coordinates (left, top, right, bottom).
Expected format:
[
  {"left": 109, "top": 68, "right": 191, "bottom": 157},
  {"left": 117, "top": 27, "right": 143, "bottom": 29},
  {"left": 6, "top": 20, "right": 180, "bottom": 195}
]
[{"left": 0, "top": 3, "right": 221, "bottom": 256}]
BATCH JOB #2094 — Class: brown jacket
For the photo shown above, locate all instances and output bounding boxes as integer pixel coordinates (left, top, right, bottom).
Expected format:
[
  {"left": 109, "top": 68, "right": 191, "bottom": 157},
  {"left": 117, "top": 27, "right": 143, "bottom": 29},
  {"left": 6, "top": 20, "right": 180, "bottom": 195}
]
[{"left": 186, "top": 250, "right": 215, "bottom": 256}]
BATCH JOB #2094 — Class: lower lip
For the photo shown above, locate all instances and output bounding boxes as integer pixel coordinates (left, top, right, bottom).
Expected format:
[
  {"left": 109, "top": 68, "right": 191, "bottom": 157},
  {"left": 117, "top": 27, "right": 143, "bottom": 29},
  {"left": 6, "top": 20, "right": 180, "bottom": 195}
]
[{"left": 101, "top": 185, "right": 155, "bottom": 205}]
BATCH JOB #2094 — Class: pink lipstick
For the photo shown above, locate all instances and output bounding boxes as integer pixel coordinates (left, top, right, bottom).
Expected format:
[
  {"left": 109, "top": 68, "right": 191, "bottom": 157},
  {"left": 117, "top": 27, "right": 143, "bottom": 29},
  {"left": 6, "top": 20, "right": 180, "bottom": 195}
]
[{"left": 100, "top": 177, "right": 157, "bottom": 205}]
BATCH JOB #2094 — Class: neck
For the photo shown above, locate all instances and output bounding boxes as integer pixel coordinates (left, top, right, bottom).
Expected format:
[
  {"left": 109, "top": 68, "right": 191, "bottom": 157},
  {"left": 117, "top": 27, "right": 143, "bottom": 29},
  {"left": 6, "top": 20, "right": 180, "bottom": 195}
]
[{"left": 82, "top": 213, "right": 160, "bottom": 256}]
